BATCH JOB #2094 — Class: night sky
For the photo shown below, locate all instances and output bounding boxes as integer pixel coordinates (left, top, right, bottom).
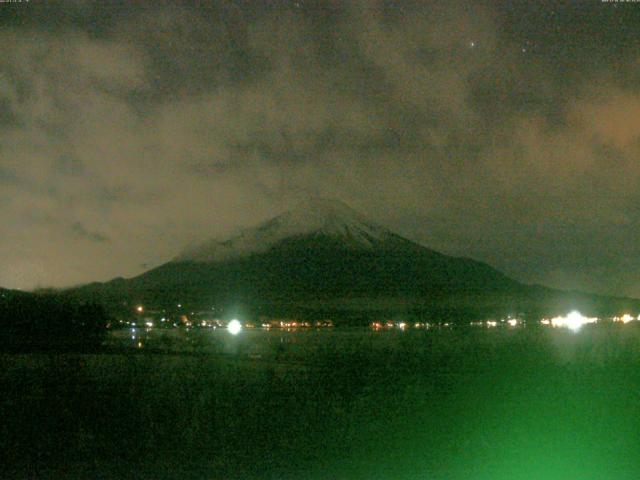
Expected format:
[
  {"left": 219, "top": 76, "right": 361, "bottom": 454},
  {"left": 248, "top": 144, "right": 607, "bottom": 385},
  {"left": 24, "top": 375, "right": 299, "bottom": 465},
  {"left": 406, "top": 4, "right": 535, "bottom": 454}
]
[{"left": 1, "top": 1, "right": 640, "bottom": 296}]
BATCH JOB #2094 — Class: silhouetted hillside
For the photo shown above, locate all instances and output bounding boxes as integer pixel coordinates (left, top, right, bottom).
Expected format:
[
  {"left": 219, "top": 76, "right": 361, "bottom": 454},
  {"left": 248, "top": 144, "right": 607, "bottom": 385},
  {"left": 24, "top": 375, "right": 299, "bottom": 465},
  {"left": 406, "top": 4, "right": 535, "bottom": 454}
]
[{"left": 0, "top": 292, "right": 110, "bottom": 352}]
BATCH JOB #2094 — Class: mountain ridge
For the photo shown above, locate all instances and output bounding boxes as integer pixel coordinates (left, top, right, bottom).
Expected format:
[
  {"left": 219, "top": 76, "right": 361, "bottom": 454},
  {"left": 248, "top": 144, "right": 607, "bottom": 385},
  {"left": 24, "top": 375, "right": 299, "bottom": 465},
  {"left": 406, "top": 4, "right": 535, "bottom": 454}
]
[{"left": 65, "top": 200, "right": 640, "bottom": 320}]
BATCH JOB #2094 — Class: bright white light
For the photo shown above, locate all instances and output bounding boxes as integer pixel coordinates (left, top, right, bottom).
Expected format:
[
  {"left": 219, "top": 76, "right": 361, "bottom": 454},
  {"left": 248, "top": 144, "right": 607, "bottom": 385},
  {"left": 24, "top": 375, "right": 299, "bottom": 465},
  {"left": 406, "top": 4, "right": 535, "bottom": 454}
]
[
  {"left": 621, "top": 314, "right": 634, "bottom": 324},
  {"left": 549, "top": 311, "right": 597, "bottom": 331},
  {"left": 486, "top": 321, "right": 497, "bottom": 327},
  {"left": 507, "top": 319, "right": 518, "bottom": 327},
  {"left": 145, "top": 321, "right": 154, "bottom": 328},
  {"left": 228, "top": 319, "right": 242, "bottom": 335}
]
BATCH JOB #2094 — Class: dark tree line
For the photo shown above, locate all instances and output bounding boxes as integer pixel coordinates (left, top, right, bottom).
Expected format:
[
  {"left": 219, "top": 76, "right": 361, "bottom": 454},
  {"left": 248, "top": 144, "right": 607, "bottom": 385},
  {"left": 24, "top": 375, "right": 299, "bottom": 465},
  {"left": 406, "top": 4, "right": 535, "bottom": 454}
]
[{"left": 0, "top": 293, "right": 110, "bottom": 352}]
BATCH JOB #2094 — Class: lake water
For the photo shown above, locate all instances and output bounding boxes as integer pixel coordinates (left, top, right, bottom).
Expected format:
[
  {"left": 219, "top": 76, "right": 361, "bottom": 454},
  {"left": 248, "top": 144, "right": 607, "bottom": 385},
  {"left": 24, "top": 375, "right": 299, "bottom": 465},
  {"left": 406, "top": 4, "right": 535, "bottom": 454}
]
[
  {"left": 3, "top": 323, "right": 640, "bottom": 479},
  {"left": 106, "top": 323, "right": 640, "bottom": 366}
]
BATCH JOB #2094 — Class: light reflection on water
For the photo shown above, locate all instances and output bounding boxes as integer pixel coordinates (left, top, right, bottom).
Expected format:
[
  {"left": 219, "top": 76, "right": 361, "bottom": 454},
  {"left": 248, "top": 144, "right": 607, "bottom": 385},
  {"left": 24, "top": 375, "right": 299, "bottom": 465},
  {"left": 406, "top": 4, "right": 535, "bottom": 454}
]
[
  {"left": 108, "top": 326, "right": 482, "bottom": 361},
  {"left": 108, "top": 327, "right": 411, "bottom": 358},
  {"left": 105, "top": 322, "right": 640, "bottom": 366}
]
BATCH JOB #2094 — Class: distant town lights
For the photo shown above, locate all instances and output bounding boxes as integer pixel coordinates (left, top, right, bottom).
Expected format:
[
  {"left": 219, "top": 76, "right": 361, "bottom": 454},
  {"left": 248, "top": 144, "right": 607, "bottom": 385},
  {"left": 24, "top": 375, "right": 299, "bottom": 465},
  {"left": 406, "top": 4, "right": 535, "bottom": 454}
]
[
  {"left": 612, "top": 314, "right": 636, "bottom": 324},
  {"left": 621, "top": 314, "right": 634, "bottom": 324}
]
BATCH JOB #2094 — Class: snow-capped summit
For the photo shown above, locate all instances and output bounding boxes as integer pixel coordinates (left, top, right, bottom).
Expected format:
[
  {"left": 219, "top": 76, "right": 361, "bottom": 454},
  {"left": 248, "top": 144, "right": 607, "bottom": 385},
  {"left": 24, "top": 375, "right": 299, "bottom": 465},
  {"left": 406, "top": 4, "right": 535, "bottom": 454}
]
[
  {"left": 175, "top": 198, "right": 395, "bottom": 263},
  {"left": 264, "top": 198, "right": 390, "bottom": 242}
]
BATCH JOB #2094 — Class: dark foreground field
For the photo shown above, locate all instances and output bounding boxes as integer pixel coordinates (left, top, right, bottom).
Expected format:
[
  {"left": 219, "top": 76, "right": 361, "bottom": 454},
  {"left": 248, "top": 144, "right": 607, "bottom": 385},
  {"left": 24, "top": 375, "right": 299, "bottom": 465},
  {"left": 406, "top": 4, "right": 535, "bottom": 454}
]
[{"left": 2, "top": 326, "right": 640, "bottom": 479}]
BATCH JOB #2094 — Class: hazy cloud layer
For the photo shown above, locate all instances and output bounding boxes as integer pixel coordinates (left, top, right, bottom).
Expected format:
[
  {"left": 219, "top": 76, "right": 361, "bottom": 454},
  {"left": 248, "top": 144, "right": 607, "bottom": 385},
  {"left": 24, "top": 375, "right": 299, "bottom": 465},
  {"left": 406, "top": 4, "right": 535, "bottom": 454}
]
[{"left": 2, "top": 1, "right": 640, "bottom": 296}]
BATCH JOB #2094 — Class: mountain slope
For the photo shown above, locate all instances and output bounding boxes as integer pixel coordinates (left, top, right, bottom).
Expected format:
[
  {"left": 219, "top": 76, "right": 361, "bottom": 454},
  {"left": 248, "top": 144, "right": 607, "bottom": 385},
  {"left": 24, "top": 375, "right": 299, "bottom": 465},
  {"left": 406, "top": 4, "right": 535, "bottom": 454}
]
[
  {"left": 69, "top": 199, "right": 640, "bottom": 320},
  {"left": 116, "top": 200, "right": 524, "bottom": 309}
]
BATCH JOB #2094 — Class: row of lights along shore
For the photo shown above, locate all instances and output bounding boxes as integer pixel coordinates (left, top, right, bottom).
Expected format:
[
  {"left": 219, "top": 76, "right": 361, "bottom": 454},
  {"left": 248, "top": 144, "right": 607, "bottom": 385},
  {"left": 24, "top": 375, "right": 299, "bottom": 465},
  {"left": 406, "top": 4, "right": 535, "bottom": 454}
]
[{"left": 129, "top": 304, "right": 638, "bottom": 334}]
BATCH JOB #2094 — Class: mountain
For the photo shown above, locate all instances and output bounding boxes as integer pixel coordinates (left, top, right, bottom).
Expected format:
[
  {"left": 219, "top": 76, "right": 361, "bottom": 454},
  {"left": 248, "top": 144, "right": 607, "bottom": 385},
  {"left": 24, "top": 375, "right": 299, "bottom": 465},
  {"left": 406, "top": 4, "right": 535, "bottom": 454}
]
[
  {"left": 69, "top": 199, "right": 640, "bottom": 321},
  {"left": 175, "top": 199, "right": 396, "bottom": 263},
  {"left": 0, "top": 287, "right": 28, "bottom": 302},
  {"left": 0, "top": 288, "right": 9, "bottom": 303}
]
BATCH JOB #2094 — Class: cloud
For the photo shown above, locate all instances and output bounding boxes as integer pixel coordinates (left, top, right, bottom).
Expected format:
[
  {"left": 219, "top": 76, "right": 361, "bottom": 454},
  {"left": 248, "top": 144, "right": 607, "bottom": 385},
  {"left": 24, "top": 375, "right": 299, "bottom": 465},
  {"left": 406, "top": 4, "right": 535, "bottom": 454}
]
[
  {"left": 573, "top": 88, "right": 640, "bottom": 149},
  {"left": 1, "top": 1, "right": 640, "bottom": 296},
  {"left": 70, "top": 222, "right": 109, "bottom": 243}
]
